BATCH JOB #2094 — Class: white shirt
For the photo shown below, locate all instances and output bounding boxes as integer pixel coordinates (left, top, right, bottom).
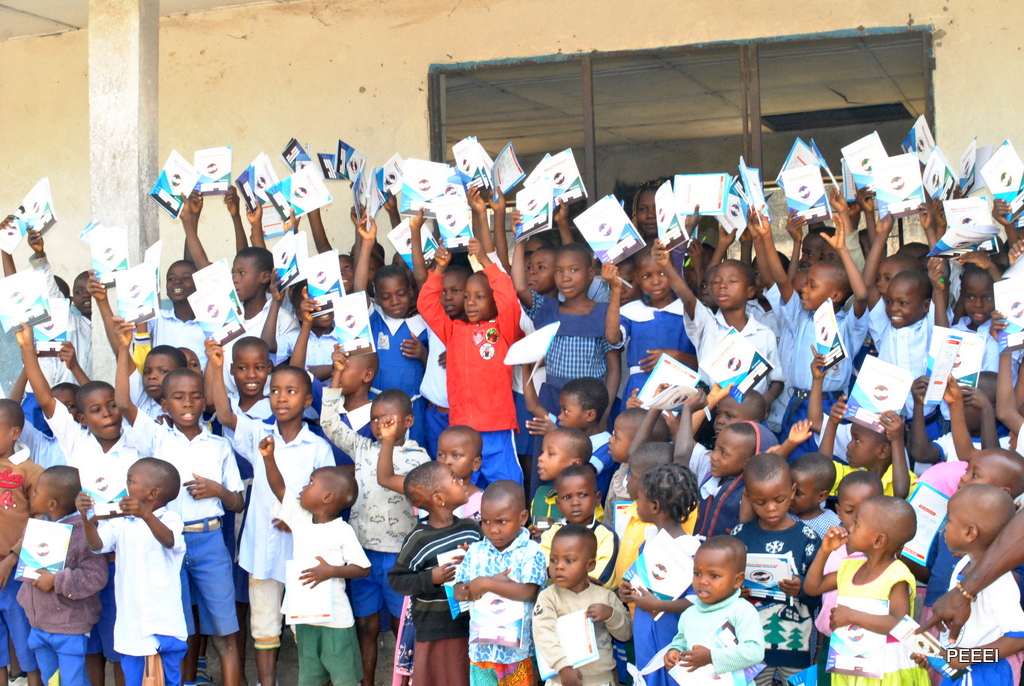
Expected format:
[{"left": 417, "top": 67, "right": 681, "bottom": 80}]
[
  {"left": 945, "top": 556, "right": 1024, "bottom": 650},
  {"left": 97, "top": 508, "right": 187, "bottom": 656},
  {"left": 684, "top": 300, "right": 783, "bottom": 394},
  {"left": 149, "top": 308, "right": 209, "bottom": 370},
  {"left": 31, "top": 254, "right": 92, "bottom": 385},
  {"left": 129, "top": 371, "right": 164, "bottom": 420},
  {"left": 868, "top": 299, "right": 933, "bottom": 416},
  {"left": 420, "top": 328, "right": 448, "bottom": 407},
  {"left": 690, "top": 443, "right": 711, "bottom": 485},
  {"left": 222, "top": 297, "right": 299, "bottom": 392},
  {"left": 274, "top": 329, "right": 339, "bottom": 367},
  {"left": 589, "top": 431, "right": 610, "bottom": 474},
  {"left": 320, "top": 387, "right": 430, "bottom": 553},
  {"left": 930, "top": 432, "right": 1012, "bottom": 464},
  {"left": 20, "top": 421, "right": 65, "bottom": 468},
  {"left": 276, "top": 491, "right": 370, "bottom": 629},
  {"left": 45, "top": 402, "right": 139, "bottom": 471},
  {"left": 125, "top": 412, "right": 243, "bottom": 523},
  {"left": 226, "top": 413, "right": 334, "bottom": 582}
]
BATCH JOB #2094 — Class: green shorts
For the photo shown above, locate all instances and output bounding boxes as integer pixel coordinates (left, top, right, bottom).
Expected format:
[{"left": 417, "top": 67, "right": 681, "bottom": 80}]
[{"left": 295, "top": 624, "right": 363, "bottom": 686}]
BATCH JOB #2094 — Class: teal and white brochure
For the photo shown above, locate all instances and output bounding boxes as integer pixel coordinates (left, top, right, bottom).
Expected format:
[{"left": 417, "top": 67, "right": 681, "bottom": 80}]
[
  {"left": 433, "top": 199, "right": 473, "bottom": 251},
  {"left": 16, "top": 519, "right": 72, "bottom": 581},
  {"left": 655, "top": 179, "right": 687, "bottom": 251},
  {"left": 387, "top": 218, "right": 439, "bottom": 269},
  {"left": 188, "top": 285, "right": 246, "bottom": 346},
  {"left": 841, "top": 132, "right": 888, "bottom": 190},
  {"left": 332, "top": 292, "right": 374, "bottom": 356},
  {"left": 994, "top": 277, "right": 1024, "bottom": 352},
  {"left": 89, "top": 224, "right": 130, "bottom": 287},
  {"left": 573, "top": 195, "right": 645, "bottom": 265},
  {"left": 194, "top": 146, "right": 232, "bottom": 194},
  {"left": 336, "top": 140, "right": 366, "bottom": 181},
  {"left": 13, "top": 177, "right": 58, "bottom": 235},
  {"left": 901, "top": 114, "right": 935, "bottom": 164},
  {"left": 491, "top": 142, "right": 525, "bottom": 196},
  {"left": 700, "top": 328, "right": 774, "bottom": 402},
  {"left": 79, "top": 458, "right": 128, "bottom": 518},
  {"left": 874, "top": 153, "right": 925, "bottom": 218},
  {"left": 266, "top": 168, "right": 333, "bottom": 220},
  {"left": 673, "top": 173, "right": 728, "bottom": 216},
  {"left": 149, "top": 150, "right": 200, "bottom": 219},
  {"left": 0, "top": 270, "right": 51, "bottom": 332},
  {"left": 780, "top": 164, "right": 829, "bottom": 222},
  {"left": 452, "top": 136, "right": 493, "bottom": 189},
  {"left": 272, "top": 230, "right": 307, "bottom": 290},
  {"left": 33, "top": 297, "right": 69, "bottom": 356},
  {"left": 922, "top": 146, "right": 956, "bottom": 200},
  {"left": 514, "top": 183, "right": 553, "bottom": 242},
  {"left": 843, "top": 355, "right": 914, "bottom": 433},
  {"left": 980, "top": 140, "right": 1024, "bottom": 217},
  {"left": 303, "top": 249, "right": 343, "bottom": 312},
  {"left": 399, "top": 159, "right": 450, "bottom": 217},
  {"left": 114, "top": 263, "right": 159, "bottom": 324},
  {"left": 951, "top": 330, "right": 985, "bottom": 387}
]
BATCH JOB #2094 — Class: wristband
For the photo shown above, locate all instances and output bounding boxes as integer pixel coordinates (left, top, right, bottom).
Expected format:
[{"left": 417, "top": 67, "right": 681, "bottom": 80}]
[{"left": 955, "top": 581, "right": 977, "bottom": 602}]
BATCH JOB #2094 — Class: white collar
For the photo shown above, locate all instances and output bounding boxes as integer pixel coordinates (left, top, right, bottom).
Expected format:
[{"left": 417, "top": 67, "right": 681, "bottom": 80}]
[
  {"left": 9, "top": 441, "right": 30, "bottom": 465},
  {"left": 590, "top": 431, "right": 610, "bottom": 450},
  {"left": 699, "top": 475, "right": 723, "bottom": 500},
  {"left": 340, "top": 401, "right": 372, "bottom": 431},
  {"left": 375, "top": 304, "right": 427, "bottom": 337},
  {"left": 620, "top": 298, "right": 687, "bottom": 322}
]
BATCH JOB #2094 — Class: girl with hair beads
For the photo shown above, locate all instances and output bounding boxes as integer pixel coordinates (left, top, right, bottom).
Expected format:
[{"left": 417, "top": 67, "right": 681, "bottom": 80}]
[
  {"left": 804, "top": 495, "right": 929, "bottom": 686},
  {"left": 618, "top": 463, "right": 700, "bottom": 686}
]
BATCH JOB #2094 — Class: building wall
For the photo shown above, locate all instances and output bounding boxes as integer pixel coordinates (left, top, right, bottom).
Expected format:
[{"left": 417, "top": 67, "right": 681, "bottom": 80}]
[{"left": 0, "top": 0, "right": 1016, "bottom": 285}]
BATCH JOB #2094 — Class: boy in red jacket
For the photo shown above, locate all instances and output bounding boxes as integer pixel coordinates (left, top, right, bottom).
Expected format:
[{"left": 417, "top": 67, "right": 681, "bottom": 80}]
[{"left": 417, "top": 234, "right": 523, "bottom": 486}]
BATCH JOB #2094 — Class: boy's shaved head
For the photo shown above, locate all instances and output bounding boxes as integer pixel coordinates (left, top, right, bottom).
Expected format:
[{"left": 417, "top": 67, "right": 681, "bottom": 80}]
[
  {"left": 890, "top": 270, "right": 932, "bottom": 300},
  {"left": 403, "top": 461, "right": 450, "bottom": 507},
  {"left": 744, "top": 453, "right": 791, "bottom": 488},
  {"left": 882, "top": 253, "right": 923, "bottom": 275},
  {"left": 950, "top": 484, "right": 1016, "bottom": 545},
  {"left": 791, "top": 452, "right": 837, "bottom": 494},
  {"left": 482, "top": 480, "right": 526, "bottom": 510},
  {"left": 0, "top": 399, "right": 25, "bottom": 429},
  {"left": 40, "top": 465, "right": 82, "bottom": 514},
  {"left": 313, "top": 466, "right": 359, "bottom": 510},
  {"left": 552, "top": 523, "right": 597, "bottom": 559},
  {"left": 616, "top": 408, "right": 670, "bottom": 442},
  {"left": 698, "top": 535, "right": 747, "bottom": 574},
  {"left": 628, "top": 442, "right": 672, "bottom": 472},
  {"left": 549, "top": 428, "right": 593, "bottom": 463},
  {"left": 837, "top": 469, "right": 884, "bottom": 499},
  {"left": 864, "top": 495, "right": 917, "bottom": 549},
  {"left": 441, "top": 425, "right": 483, "bottom": 456},
  {"left": 555, "top": 464, "right": 597, "bottom": 491},
  {"left": 232, "top": 336, "right": 271, "bottom": 362},
  {"left": 968, "top": 449, "right": 1024, "bottom": 497},
  {"left": 134, "top": 457, "right": 181, "bottom": 506},
  {"left": 349, "top": 351, "right": 380, "bottom": 375},
  {"left": 810, "top": 260, "right": 851, "bottom": 297}
]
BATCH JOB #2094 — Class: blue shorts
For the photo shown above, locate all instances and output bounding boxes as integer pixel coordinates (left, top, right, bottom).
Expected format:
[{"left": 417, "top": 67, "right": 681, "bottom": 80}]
[
  {"left": 120, "top": 635, "right": 187, "bottom": 686},
  {"left": 181, "top": 527, "right": 239, "bottom": 637},
  {"left": 349, "top": 550, "right": 403, "bottom": 619},
  {"left": 513, "top": 391, "right": 532, "bottom": 455},
  {"left": 424, "top": 404, "right": 450, "bottom": 459},
  {"left": 0, "top": 579, "right": 37, "bottom": 671},
  {"left": 86, "top": 561, "right": 120, "bottom": 661},
  {"left": 474, "top": 430, "right": 522, "bottom": 488},
  {"left": 28, "top": 629, "right": 88, "bottom": 686}
]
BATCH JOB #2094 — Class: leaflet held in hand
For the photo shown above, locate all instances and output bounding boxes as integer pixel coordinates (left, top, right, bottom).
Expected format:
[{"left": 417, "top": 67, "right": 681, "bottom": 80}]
[
  {"left": 387, "top": 219, "right": 439, "bottom": 269},
  {"left": 700, "top": 329, "right": 774, "bottom": 402},
  {"left": 573, "top": 195, "right": 646, "bottom": 265},
  {"left": 780, "top": 164, "right": 829, "bottom": 222},
  {"left": 843, "top": 355, "right": 914, "bottom": 433},
  {"left": 284, "top": 559, "right": 333, "bottom": 625},
  {"left": 994, "top": 277, "right": 1024, "bottom": 352},
  {"left": 114, "top": 263, "right": 159, "bottom": 324},
  {"left": 302, "top": 249, "right": 344, "bottom": 314},
  {"left": 0, "top": 270, "right": 51, "bottom": 332},
  {"left": 33, "top": 298, "right": 69, "bottom": 356},
  {"left": 16, "top": 519, "right": 72, "bottom": 581},
  {"left": 924, "top": 328, "right": 963, "bottom": 405},
  {"left": 637, "top": 354, "right": 700, "bottom": 409},
  {"left": 814, "top": 300, "right": 847, "bottom": 370},
  {"left": 901, "top": 482, "right": 949, "bottom": 565},
  {"left": 79, "top": 458, "right": 128, "bottom": 518},
  {"left": 536, "top": 610, "right": 600, "bottom": 680},
  {"left": 150, "top": 150, "right": 200, "bottom": 219},
  {"left": 331, "top": 292, "right": 374, "bottom": 356},
  {"left": 194, "top": 147, "right": 232, "bottom": 194}
]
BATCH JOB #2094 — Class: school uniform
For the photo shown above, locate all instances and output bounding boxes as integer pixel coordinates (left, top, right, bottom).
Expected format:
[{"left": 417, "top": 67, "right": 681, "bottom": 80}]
[
  {"left": 125, "top": 413, "right": 243, "bottom": 638},
  {"left": 31, "top": 253, "right": 92, "bottom": 384},
  {"left": 95, "top": 508, "right": 188, "bottom": 686},
  {"left": 221, "top": 297, "right": 298, "bottom": 393},
  {"left": 225, "top": 413, "right": 334, "bottom": 649},
  {"left": 149, "top": 308, "right": 209, "bottom": 369},
  {"left": 420, "top": 327, "right": 449, "bottom": 459},
  {"left": 590, "top": 431, "right": 614, "bottom": 501},
  {"left": 273, "top": 328, "right": 339, "bottom": 366},
  {"left": 0, "top": 449, "right": 42, "bottom": 676},
  {"left": 128, "top": 371, "right": 164, "bottom": 421},
  {"left": 19, "top": 419, "right": 65, "bottom": 468},
  {"left": 684, "top": 301, "right": 783, "bottom": 396},
  {"left": 617, "top": 298, "right": 696, "bottom": 400},
  {"left": 369, "top": 306, "right": 429, "bottom": 447},
  {"left": 868, "top": 299, "right": 934, "bottom": 418},
  {"left": 695, "top": 473, "right": 746, "bottom": 539}
]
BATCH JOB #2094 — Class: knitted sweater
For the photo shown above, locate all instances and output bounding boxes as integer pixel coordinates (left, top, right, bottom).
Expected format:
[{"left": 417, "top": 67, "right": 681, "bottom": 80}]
[{"left": 667, "top": 590, "right": 766, "bottom": 676}]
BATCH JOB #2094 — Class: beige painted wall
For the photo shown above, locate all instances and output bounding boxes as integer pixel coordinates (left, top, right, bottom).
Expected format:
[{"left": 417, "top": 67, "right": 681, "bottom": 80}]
[{"left": 0, "top": 0, "right": 1017, "bottom": 283}]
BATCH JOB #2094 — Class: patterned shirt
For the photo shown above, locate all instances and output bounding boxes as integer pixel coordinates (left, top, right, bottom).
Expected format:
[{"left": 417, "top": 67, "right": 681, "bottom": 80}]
[
  {"left": 526, "top": 291, "right": 618, "bottom": 381},
  {"left": 454, "top": 528, "right": 548, "bottom": 664}
]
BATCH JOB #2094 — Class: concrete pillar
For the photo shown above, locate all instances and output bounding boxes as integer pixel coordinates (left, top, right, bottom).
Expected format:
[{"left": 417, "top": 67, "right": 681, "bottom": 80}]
[{"left": 88, "top": 0, "right": 158, "bottom": 378}]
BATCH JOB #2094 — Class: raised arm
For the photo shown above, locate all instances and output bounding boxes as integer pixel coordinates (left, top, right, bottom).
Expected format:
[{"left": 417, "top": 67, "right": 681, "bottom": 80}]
[
  {"left": 376, "top": 417, "right": 407, "bottom": 495},
  {"left": 602, "top": 263, "right": 623, "bottom": 346},
  {"left": 709, "top": 224, "right": 736, "bottom": 267},
  {"left": 995, "top": 331, "right": 1024, "bottom": 435},
  {"left": 510, "top": 224, "right": 534, "bottom": 309},
  {"left": 864, "top": 213, "right": 895, "bottom": 308},
  {"left": 307, "top": 207, "right": 332, "bottom": 255},
  {"left": 749, "top": 209, "right": 792, "bottom": 302},
  {"left": 653, "top": 239, "right": 698, "bottom": 319},
  {"left": 180, "top": 191, "right": 211, "bottom": 269},
  {"left": 58, "top": 341, "right": 91, "bottom": 386},
  {"left": 671, "top": 393, "right": 707, "bottom": 469},
  {"left": 14, "top": 324, "right": 57, "bottom": 417},
  {"left": 246, "top": 202, "right": 266, "bottom": 249},
  {"left": 908, "top": 377, "right": 941, "bottom": 465},
  {"left": 113, "top": 322, "right": 140, "bottom": 426},
  {"left": 803, "top": 526, "right": 843, "bottom": 596},
  {"left": 408, "top": 209, "right": 430, "bottom": 288},
  {"left": 827, "top": 191, "right": 870, "bottom": 316},
  {"left": 353, "top": 210, "right": 377, "bottom": 296},
  {"left": 880, "top": 411, "right": 910, "bottom": 500},
  {"left": 807, "top": 351, "right": 827, "bottom": 434},
  {"left": 491, "top": 187, "right": 511, "bottom": 272},
  {"left": 784, "top": 212, "right": 808, "bottom": 282},
  {"left": 554, "top": 198, "right": 572, "bottom": 245},
  {"left": 204, "top": 339, "right": 238, "bottom": 431},
  {"left": 467, "top": 186, "right": 496, "bottom": 258},
  {"left": 223, "top": 187, "right": 249, "bottom": 253},
  {"left": 258, "top": 436, "right": 286, "bottom": 502},
  {"left": 259, "top": 282, "right": 284, "bottom": 354}
]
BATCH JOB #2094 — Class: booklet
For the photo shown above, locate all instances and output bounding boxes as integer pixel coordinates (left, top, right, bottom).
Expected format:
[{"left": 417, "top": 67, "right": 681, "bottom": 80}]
[
  {"left": 284, "top": 558, "right": 333, "bottom": 625},
  {"left": 654, "top": 180, "right": 688, "bottom": 251},
  {"left": 249, "top": 152, "right": 281, "bottom": 206},
  {"left": 149, "top": 150, "right": 200, "bottom": 219},
  {"left": 775, "top": 137, "right": 821, "bottom": 190},
  {"left": 901, "top": 482, "right": 949, "bottom": 565},
  {"left": 828, "top": 597, "right": 889, "bottom": 679},
  {"left": 536, "top": 610, "right": 600, "bottom": 681},
  {"left": 272, "top": 231, "right": 308, "bottom": 290},
  {"left": 623, "top": 528, "right": 698, "bottom": 613},
  {"left": 951, "top": 330, "right": 985, "bottom": 387},
  {"left": 814, "top": 300, "right": 847, "bottom": 371},
  {"left": 89, "top": 224, "right": 130, "bottom": 288},
  {"left": 841, "top": 158, "right": 857, "bottom": 202},
  {"left": 926, "top": 222, "right": 1000, "bottom": 257},
  {"left": 841, "top": 132, "right": 888, "bottom": 190},
  {"left": 114, "top": 263, "right": 159, "bottom": 325},
  {"left": 192, "top": 259, "right": 243, "bottom": 316},
  {"left": 810, "top": 138, "right": 840, "bottom": 188},
  {"left": 959, "top": 137, "right": 978, "bottom": 194},
  {"left": 528, "top": 149, "right": 587, "bottom": 205},
  {"left": 942, "top": 197, "right": 990, "bottom": 227},
  {"left": 780, "top": 164, "right": 829, "bottom": 222},
  {"left": 637, "top": 354, "right": 700, "bottom": 408},
  {"left": 674, "top": 173, "right": 728, "bottom": 216},
  {"left": 491, "top": 142, "right": 526, "bottom": 196},
  {"left": 717, "top": 180, "right": 748, "bottom": 236},
  {"left": 335, "top": 140, "right": 366, "bottom": 181},
  {"left": 387, "top": 219, "right": 440, "bottom": 269},
  {"left": 470, "top": 593, "right": 525, "bottom": 648},
  {"left": 188, "top": 286, "right": 246, "bottom": 346},
  {"left": 573, "top": 195, "right": 646, "bottom": 265},
  {"left": 266, "top": 168, "right": 333, "bottom": 220},
  {"left": 332, "top": 292, "right": 374, "bottom": 355},
  {"left": 668, "top": 623, "right": 766, "bottom": 686},
  {"left": 922, "top": 147, "right": 956, "bottom": 200},
  {"left": 739, "top": 157, "right": 769, "bottom": 219},
  {"left": 700, "top": 328, "right": 774, "bottom": 402},
  {"left": 993, "top": 277, "right": 1024, "bottom": 352},
  {"left": 16, "top": 519, "right": 72, "bottom": 581},
  {"left": 889, "top": 616, "right": 965, "bottom": 682},
  {"left": 316, "top": 153, "right": 342, "bottom": 181},
  {"left": 515, "top": 183, "right": 553, "bottom": 242},
  {"left": 34, "top": 298, "right": 69, "bottom": 356},
  {"left": 194, "top": 147, "right": 232, "bottom": 195},
  {"left": 923, "top": 328, "right": 963, "bottom": 405},
  {"left": 303, "top": 249, "right": 344, "bottom": 310},
  {"left": 433, "top": 199, "right": 473, "bottom": 251},
  {"left": 744, "top": 552, "right": 796, "bottom": 601},
  {"left": 435, "top": 549, "right": 469, "bottom": 618},
  {"left": 13, "top": 177, "right": 58, "bottom": 235},
  {"left": 453, "top": 136, "right": 494, "bottom": 189},
  {"left": 873, "top": 153, "right": 924, "bottom": 218},
  {"left": 382, "top": 153, "right": 405, "bottom": 194},
  {"left": 843, "top": 355, "right": 915, "bottom": 433},
  {"left": 281, "top": 138, "right": 311, "bottom": 173},
  {"left": 980, "top": 141, "right": 1024, "bottom": 214},
  {"left": 399, "top": 159, "right": 451, "bottom": 217},
  {"left": 0, "top": 214, "right": 26, "bottom": 255},
  {"left": 901, "top": 114, "right": 935, "bottom": 164},
  {"left": 0, "top": 270, "right": 51, "bottom": 332},
  {"left": 79, "top": 458, "right": 128, "bottom": 518}
]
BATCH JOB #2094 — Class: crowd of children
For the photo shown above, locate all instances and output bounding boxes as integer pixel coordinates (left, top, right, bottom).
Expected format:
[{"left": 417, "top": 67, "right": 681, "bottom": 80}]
[{"left": 7, "top": 136, "right": 1024, "bottom": 686}]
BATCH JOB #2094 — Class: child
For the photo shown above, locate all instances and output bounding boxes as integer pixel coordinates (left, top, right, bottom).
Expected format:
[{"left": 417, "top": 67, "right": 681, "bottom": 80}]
[
  {"left": 418, "top": 234, "right": 523, "bottom": 485},
  {"left": 663, "top": 536, "right": 766, "bottom": 679},
  {"left": 313, "top": 345, "right": 378, "bottom": 466},
  {"left": 532, "top": 428, "right": 593, "bottom": 532},
  {"left": 909, "top": 373, "right": 1004, "bottom": 470},
  {"left": 77, "top": 457, "right": 190, "bottom": 686},
  {"left": 694, "top": 421, "right": 773, "bottom": 538},
  {"left": 319, "top": 350, "right": 429, "bottom": 686},
  {"left": 539, "top": 465, "right": 618, "bottom": 588},
  {"left": 206, "top": 346, "right": 335, "bottom": 686},
  {"left": 264, "top": 285, "right": 337, "bottom": 374},
  {"left": 750, "top": 200, "right": 869, "bottom": 454},
  {"left": 0, "top": 399, "right": 43, "bottom": 686},
  {"left": 682, "top": 386, "right": 768, "bottom": 485},
  {"left": 602, "top": 245, "right": 698, "bottom": 402},
  {"left": 789, "top": 452, "right": 842, "bottom": 538},
  {"left": 601, "top": 407, "right": 669, "bottom": 522},
  {"left": 388, "top": 456, "right": 483, "bottom": 686},
  {"left": 258, "top": 435, "right": 370, "bottom": 686},
  {"left": 17, "top": 466, "right": 108, "bottom": 686},
  {"left": 610, "top": 442, "right": 673, "bottom": 587},
  {"left": 951, "top": 264, "right": 999, "bottom": 372},
  {"left": 130, "top": 344, "right": 189, "bottom": 420},
  {"left": 820, "top": 401, "right": 914, "bottom": 499},
  {"left": 619, "top": 463, "right": 701, "bottom": 686},
  {"left": 814, "top": 471, "right": 883, "bottom": 681},
  {"left": 804, "top": 496, "right": 930, "bottom": 686},
  {"left": 146, "top": 259, "right": 208, "bottom": 369},
  {"left": 912, "top": 485, "right": 1024, "bottom": 685},
  {"left": 354, "top": 215, "right": 430, "bottom": 447},
  {"left": 114, "top": 329, "right": 244, "bottom": 686},
  {"left": 453, "top": 481, "right": 548, "bottom": 685},
  {"left": 533, "top": 525, "right": 632, "bottom": 686},
  {"left": 731, "top": 453, "right": 821, "bottom": 685}
]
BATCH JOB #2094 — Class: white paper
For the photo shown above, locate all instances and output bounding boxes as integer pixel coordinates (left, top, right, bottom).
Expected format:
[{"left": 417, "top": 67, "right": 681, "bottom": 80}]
[
  {"left": 844, "top": 355, "right": 915, "bottom": 432},
  {"left": 873, "top": 153, "right": 925, "bottom": 218},
  {"left": 452, "top": 136, "right": 493, "bottom": 189},
  {"left": 399, "top": 159, "right": 451, "bottom": 217},
  {"left": 303, "top": 249, "right": 344, "bottom": 311},
  {"left": 700, "top": 328, "right": 774, "bottom": 402},
  {"left": 527, "top": 149, "right": 587, "bottom": 204},
  {"left": 673, "top": 173, "right": 728, "bottom": 215},
  {"left": 780, "top": 164, "right": 829, "bottom": 222},
  {"left": 903, "top": 115, "right": 936, "bottom": 164},
  {"left": 16, "top": 519, "right": 72, "bottom": 581},
  {"left": 654, "top": 180, "right": 688, "bottom": 251},
  {"left": 491, "top": 142, "right": 526, "bottom": 196},
  {"left": 841, "top": 132, "right": 888, "bottom": 190},
  {"left": 33, "top": 298, "right": 69, "bottom": 356},
  {"left": 951, "top": 330, "right": 985, "bottom": 387},
  {"left": 0, "top": 269, "right": 51, "bottom": 332},
  {"left": 250, "top": 153, "right": 280, "bottom": 204},
  {"left": 14, "top": 177, "right": 58, "bottom": 235},
  {"left": 924, "top": 328, "right": 962, "bottom": 405},
  {"left": 536, "top": 610, "right": 600, "bottom": 680},
  {"left": 383, "top": 154, "right": 405, "bottom": 193},
  {"left": 387, "top": 219, "right": 439, "bottom": 269},
  {"left": 922, "top": 146, "right": 956, "bottom": 200},
  {"left": 981, "top": 140, "right": 1024, "bottom": 204},
  {"left": 188, "top": 285, "right": 246, "bottom": 346},
  {"left": 272, "top": 230, "right": 308, "bottom": 290},
  {"left": 285, "top": 559, "right": 333, "bottom": 625},
  {"left": 79, "top": 458, "right": 128, "bottom": 518},
  {"left": 432, "top": 199, "right": 473, "bottom": 250},
  {"left": 637, "top": 354, "right": 699, "bottom": 408},
  {"left": 194, "top": 146, "right": 232, "bottom": 194},
  {"left": 114, "top": 262, "right": 159, "bottom": 324},
  {"left": 943, "top": 197, "right": 991, "bottom": 227},
  {"left": 814, "top": 299, "right": 847, "bottom": 370},
  {"left": 331, "top": 292, "right": 374, "bottom": 355},
  {"left": 993, "top": 277, "right": 1024, "bottom": 352},
  {"left": 744, "top": 552, "right": 795, "bottom": 599},
  {"left": 504, "top": 322, "right": 560, "bottom": 365},
  {"left": 902, "top": 482, "right": 949, "bottom": 565},
  {"left": 573, "top": 195, "right": 646, "bottom": 265},
  {"left": 89, "top": 224, "right": 130, "bottom": 287},
  {"left": 515, "top": 183, "right": 553, "bottom": 242}
]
